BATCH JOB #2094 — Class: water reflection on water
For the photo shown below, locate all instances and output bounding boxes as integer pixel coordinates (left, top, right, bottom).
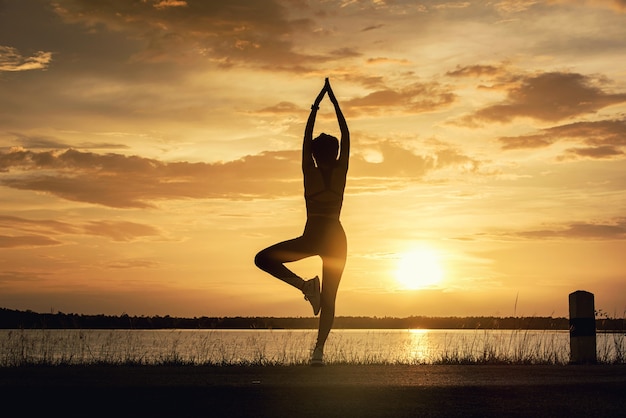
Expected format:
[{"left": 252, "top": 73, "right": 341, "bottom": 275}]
[{"left": 1, "top": 328, "right": 623, "bottom": 366}]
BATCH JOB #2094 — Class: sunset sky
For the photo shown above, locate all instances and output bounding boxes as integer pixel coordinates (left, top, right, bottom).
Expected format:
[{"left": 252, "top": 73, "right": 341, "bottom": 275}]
[{"left": 1, "top": 0, "right": 625, "bottom": 319}]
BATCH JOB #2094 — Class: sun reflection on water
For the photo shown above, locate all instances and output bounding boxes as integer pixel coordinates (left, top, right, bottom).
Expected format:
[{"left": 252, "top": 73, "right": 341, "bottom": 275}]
[{"left": 401, "top": 329, "right": 432, "bottom": 363}]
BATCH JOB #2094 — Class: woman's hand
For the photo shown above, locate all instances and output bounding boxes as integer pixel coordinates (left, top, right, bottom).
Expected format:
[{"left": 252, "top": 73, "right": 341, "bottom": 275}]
[{"left": 325, "top": 78, "right": 338, "bottom": 104}]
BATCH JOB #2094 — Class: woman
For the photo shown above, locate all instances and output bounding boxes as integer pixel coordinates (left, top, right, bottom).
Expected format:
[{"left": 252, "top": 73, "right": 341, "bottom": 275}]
[{"left": 255, "top": 78, "right": 349, "bottom": 366}]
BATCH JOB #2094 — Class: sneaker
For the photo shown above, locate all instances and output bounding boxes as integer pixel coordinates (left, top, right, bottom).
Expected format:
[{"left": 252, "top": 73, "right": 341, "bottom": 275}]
[
  {"left": 302, "top": 276, "right": 321, "bottom": 316},
  {"left": 310, "top": 346, "right": 324, "bottom": 367}
]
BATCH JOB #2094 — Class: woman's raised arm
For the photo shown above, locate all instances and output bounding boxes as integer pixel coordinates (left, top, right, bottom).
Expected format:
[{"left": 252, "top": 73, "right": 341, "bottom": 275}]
[
  {"left": 326, "top": 78, "right": 349, "bottom": 168},
  {"left": 302, "top": 84, "right": 327, "bottom": 170}
]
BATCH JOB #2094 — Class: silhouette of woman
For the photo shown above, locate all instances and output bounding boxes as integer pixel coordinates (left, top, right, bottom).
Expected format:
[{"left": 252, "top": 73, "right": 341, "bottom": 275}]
[{"left": 255, "top": 78, "right": 349, "bottom": 366}]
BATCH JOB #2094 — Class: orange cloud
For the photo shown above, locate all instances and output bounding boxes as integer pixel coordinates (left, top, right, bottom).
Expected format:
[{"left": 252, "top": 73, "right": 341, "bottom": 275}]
[
  {"left": 548, "top": 0, "right": 626, "bottom": 12},
  {"left": 0, "top": 235, "right": 62, "bottom": 248},
  {"left": 10, "top": 133, "right": 129, "bottom": 150},
  {"left": 0, "top": 271, "right": 42, "bottom": 285},
  {"left": 462, "top": 218, "right": 626, "bottom": 242},
  {"left": 446, "top": 64, "right": 505, "bottom": 78},
  {"left": 560, "top": 145, "right": 624, "bottom": 160},
  {"left": 153, "top": 0, "right": 188, "bottom": 9},
  {"left": 499, "top": 133, "right": 554, "bottom": 150},
  {"left": 0, "top": 148, "right": 298, "bottom": 207},
  {"left": 50, "top": 0, "right": 325, "bottom": 70},
  {"left": 0, "top": 46, "right": 53, "bottom": 72},
  {"left": 83, "top": 221, "right": 161, "bottom": 242},
  {"left": 460, "top": 72, "right": 626, "bottom": 124},
  {"left": 499, "top": 119, "right": 626, "bottom": 159},
  {"left": 361, "top": 24, "right": 385, "bottom": 31},
  {"left": 343, "top": 74, "right": 386, "bottom": 89},
  {"left": 366, "top": 57, "right": 411, "bottom": 66},
  {"left": 345, "top": 82, "right": 456, "bottom": 115},
  {"left": 514, "top": 219, "right": 626, "bottom": 240},
  {"left": 1, "top": 141, "right": 480, "bottom": 207},
  {"left": 255, "top": 102, "right": 301, "bottom": 115},
  {"left": 106, "top": 259, "right": 162, "bottom": 269},
  {"left": 0, "top": 215, "right": 161, "bottom": 247}
]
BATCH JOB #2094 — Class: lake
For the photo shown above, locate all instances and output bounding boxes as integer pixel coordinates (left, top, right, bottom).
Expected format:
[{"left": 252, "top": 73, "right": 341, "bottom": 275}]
[{"left": 1, "top": 329, "right": 624, "bottom": 366}]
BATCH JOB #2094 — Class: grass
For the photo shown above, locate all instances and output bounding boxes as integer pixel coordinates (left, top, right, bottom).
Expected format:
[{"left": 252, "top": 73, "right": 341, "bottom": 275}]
[{"left": 1, "top": 328, "right": 624, "bottom": 367}]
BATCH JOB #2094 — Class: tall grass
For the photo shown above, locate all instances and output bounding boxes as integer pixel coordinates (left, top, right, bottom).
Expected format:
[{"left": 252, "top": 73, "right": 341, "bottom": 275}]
[
  {"left": 595, "top": 309, "right": 626, "bottom": 364},
  {"left": 433, "top": 329, "right": 569, "bottom": 365},
  {"left": 0, "top": 328, "right": 624, "bottom": 367}
]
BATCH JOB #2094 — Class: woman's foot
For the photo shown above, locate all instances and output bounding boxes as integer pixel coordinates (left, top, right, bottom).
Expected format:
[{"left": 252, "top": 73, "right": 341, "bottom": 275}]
[
  {"left": 302, "top": 276, "right": 321, "bottom": 315},
  {"left": 310, "top": 346, "right": 324, "bottom": 367}
]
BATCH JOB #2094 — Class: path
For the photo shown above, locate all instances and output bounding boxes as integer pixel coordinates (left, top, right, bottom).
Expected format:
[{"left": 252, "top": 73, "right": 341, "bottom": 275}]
[{"left": 3, "top": 364, "right": 625, "bottom": 417}]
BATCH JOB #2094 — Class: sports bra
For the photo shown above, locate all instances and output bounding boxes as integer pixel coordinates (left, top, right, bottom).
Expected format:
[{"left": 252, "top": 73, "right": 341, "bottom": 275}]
[{"left": 304, "top": 167, "right": 345, "bottom": 219}]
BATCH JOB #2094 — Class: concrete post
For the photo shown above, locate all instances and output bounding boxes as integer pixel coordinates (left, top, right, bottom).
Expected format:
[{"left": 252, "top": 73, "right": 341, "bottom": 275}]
[{"left": 569, "top": 290, "right": 596, "bottom": 364}]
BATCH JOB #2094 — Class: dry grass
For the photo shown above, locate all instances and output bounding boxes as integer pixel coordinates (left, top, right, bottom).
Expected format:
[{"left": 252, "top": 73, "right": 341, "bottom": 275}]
[{"left": 1, "top": 328, "right": 623, "bottom": 367}]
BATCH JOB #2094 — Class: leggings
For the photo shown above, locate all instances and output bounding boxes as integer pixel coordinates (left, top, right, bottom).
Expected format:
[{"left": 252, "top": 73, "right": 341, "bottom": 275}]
[{"left": 255, "top": 216, "right": 347, "bottom": 348}]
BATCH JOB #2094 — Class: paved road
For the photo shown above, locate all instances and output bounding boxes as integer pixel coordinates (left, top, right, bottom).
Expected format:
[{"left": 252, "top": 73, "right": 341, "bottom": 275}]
[{"left": 4, "top": 364, "right": 626, "bottom": 417}]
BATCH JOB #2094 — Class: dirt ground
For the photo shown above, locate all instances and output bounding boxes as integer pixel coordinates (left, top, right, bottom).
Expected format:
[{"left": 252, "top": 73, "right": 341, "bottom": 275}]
[{"left": 3, "top": 364, "right": 626, "bottom": 417}]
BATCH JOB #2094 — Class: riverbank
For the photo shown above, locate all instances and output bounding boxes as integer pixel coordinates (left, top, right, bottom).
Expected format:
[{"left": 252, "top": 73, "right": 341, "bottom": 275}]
[{"left": 3, "top": 364, "right": 625, "bottom": 417}]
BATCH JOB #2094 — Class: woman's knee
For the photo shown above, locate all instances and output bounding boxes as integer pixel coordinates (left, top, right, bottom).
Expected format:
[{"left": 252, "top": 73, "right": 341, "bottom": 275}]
[{"left": 254, "top": 249, "right": 270, "bottom": 270}]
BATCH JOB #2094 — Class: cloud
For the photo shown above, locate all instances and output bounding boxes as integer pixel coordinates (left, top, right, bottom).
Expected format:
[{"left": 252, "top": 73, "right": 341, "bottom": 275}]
[
  {"left": 343, "top": 74, "right": 386, "bottom": 89},
  {"left": 493, "top": 0, "right": 539, "bottom": 13},
  {"left": 0, "top": 271, "right": 42, "bottom": 284},
  {"left": 344, "top": 81, "right": 456, "bottom": 115},
  {"left": 253, "top": 79, "right": 453, "bottom": 118},
  {"left": 0, "top": 142, "right": 479, "bottom": 207},
  {"left": 549, "top": 0, "right": 626, "bottom": 12},
  {"left": 459, "top": 71, "right": 626, "bottom": 125},
  {"left": 0, "top": 215, "right": 80, "bottom": 235},
  {"left": 50, "top": 0, "right": 323, "bottom": 70},
  {"left": 446, "top": 64, "right": 505, "bottom": 78},
  {"left": 561, "top": 145, "right": 624, "bottom": 160},
  {"left": 8, "top": 134, "right": 70, "bottom": 150},
  {"left": 153, "top": 0, "right": 188, "bottom": 9},
  {"left": 351, "top": 141, "right": 436, "bottom": 178},
  {"left": 254, "top": 102, "right": 301, "bottom": 115},
  {"left": 6, "top": 133, "right": 129, "bottom": 151},
  {"left": 348, "top": 140, "right": 484, "bottom": 189},
  {"left": 0, "top": 215, "right": 161, "bottom": 246},
  {"left": 366, "top": 57, "right": 411, "bottom": 66},
  {"left": 361, "top": 24, "right": 385, "bottom": 31},
  {"left": 329, "top": 47, "right": 361, "bottom": 59},
  {"left": 432, "top": 2, "right": 472, "bottom": 10},
  {"left": 0, "top": 148, "right": 302, "bottom": 207},
  {"left": 514, "top": 219, "right": 626, "bottom": 240},
  {"left": 83, "top": 221, "right": 161, "bottom": 242},
  {"left": 0, "top": 46, "right": 53, "bottom": 72},
  {"left": 463, "top": 218, "right": 626, "bottom": 242},
  {"left": 499, "top": 133, "right": 553, "bottom": 150},
  {"left": 0, "top": 235, "right": 62, "bottom": 248},
  {"left": 498, "top": 119, "right": 626, "bottom": 159},
  {"left": 106, "top": 259, "right": 162, "bottom": 269}
]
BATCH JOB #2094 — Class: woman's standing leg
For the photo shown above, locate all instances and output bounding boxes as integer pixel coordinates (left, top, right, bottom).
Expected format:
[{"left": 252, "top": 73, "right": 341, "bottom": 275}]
[
  {"left": 315, "top": 255, "right": 345, "bottom": 348},
  {"left": 312, "top": 224, "right": 347, "bottom": 364}
]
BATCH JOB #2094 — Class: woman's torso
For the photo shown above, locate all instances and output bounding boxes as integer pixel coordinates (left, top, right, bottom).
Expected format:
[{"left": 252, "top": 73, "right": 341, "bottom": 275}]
[{"left": 304, "top": 166, "right": 346, "bottom": 219}]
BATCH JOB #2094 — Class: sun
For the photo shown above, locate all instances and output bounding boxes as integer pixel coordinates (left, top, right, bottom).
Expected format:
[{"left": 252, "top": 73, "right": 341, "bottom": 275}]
[{"left": 395, "top": 247, "right": 444, "bottom": 290}]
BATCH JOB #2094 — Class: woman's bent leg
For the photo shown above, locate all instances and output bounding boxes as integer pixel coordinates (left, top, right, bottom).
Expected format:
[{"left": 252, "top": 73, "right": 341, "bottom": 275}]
[{"left": 254, "top": 236, "right": 314, "bottom": 290}]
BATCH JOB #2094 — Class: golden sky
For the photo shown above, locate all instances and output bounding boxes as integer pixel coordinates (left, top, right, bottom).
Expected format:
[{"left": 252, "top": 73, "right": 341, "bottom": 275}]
[{"left": 1, "top": 0, "right": 625, "bottom": 318}]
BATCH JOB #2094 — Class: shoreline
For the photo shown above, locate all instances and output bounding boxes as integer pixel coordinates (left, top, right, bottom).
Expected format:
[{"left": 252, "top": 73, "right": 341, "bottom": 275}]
[
  {"left": 6, "top": 307, "right": 625, "bottom": 331},
  {"left": 4, "top": 364, "right": 626, "bottom": 417}
]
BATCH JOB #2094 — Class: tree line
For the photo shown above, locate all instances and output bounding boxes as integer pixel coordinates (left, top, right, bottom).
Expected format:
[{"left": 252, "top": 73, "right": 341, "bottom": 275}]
[{"left": 1, "top": 307, "right": 623, "bottom": 330}]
